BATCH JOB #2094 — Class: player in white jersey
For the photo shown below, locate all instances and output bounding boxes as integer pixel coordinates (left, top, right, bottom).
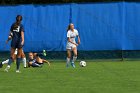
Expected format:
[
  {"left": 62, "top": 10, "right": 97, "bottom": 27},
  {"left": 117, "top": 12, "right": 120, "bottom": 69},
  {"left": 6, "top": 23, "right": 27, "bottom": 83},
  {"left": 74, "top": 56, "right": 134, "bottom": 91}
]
[{"left": 66, "top": 23, "right": 80, "bottom": 68}]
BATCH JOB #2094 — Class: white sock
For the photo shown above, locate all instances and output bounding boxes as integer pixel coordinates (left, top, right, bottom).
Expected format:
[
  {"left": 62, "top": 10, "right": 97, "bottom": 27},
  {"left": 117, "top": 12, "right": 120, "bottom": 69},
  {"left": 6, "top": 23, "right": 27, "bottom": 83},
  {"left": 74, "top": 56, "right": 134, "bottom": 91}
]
[
  {"left": 66, "top": 58, "right": 70, "bottom": 66},
  {"left": 2, "top": 59, "right": 9, "bottom": 65},
  {"left": 6, "top": 65, "right": 10, "bottom": 70},
  {"left": 22, "top": 58, "right": 26, "bottom": 67},
  {"left": 72, "top": 56, "right": 77, "bottom": 63}
]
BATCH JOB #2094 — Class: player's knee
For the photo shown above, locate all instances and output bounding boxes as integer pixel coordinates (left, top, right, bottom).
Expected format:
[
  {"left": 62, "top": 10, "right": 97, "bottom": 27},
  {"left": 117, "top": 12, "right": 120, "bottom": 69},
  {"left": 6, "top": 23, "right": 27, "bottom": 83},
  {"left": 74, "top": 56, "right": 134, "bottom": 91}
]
[
  {"left": 74, "top": 53, "right": 77, "bottom": 57},
  {"left": 17, "top": 54, "right": 21, "bottom": 58},
  {"left": 67, "top": 53, "right": 71, "bottom": 58},
  {"left": 67, "top": 54, "right": 71, "bottom": 58},
  {"left": 21, "top": 54, "right": 25, "bottom": 58},
  {"left": 11, "top": 55, "right": 15, "bottom": 60},
  {"left": 17, "top": 52, "right": 22, "bottom": 58},
  {"left": 73, "top": 51, "right": 77, "bottom": 57},
  {"left": 67, "top": 56, "right": 71, "bottom": 58}
]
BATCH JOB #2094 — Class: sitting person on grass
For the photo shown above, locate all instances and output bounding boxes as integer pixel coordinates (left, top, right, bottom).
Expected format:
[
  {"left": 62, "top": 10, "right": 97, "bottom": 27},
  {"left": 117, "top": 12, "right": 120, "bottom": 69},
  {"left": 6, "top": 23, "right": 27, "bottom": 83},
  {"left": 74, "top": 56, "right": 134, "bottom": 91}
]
[{"left": 28, "top": 52, "right": 50, "bottom": 67}]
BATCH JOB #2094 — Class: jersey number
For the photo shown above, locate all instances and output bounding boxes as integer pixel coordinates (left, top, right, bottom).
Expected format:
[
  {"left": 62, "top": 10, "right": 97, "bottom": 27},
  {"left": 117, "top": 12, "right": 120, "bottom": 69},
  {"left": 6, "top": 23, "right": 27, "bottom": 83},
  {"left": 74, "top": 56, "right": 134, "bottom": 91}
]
[{"left": 13, "top": 26, "right": 20, "bottom": 32}]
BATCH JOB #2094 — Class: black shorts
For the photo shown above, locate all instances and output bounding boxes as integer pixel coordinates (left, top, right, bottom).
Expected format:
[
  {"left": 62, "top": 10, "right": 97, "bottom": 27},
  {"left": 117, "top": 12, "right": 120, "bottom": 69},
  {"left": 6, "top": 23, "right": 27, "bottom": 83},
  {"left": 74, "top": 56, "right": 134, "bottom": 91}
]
[
  {"left": 11, "top": 40, "right": 23, "bottom": 49},
  {"left": 35, "top": 61, "right": 44, "bottom": 65}
]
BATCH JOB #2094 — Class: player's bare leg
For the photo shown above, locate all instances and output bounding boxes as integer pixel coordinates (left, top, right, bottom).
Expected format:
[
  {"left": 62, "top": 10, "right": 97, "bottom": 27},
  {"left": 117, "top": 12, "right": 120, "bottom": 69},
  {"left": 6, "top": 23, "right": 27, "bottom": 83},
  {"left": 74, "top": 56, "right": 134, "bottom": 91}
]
[
  {"left": 71, "top": 47, "right": 77, "bottom": 68},
  {"left": 4, "top": 48, "right": 15, "bottom": 72}
]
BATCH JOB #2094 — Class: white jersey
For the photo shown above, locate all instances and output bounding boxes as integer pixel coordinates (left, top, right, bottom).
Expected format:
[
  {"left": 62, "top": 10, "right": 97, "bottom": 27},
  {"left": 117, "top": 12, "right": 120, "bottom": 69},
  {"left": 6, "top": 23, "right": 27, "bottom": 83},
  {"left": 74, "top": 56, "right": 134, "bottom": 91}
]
[{"left": 66, "top": 29, "right": 79, "bottom": 49}]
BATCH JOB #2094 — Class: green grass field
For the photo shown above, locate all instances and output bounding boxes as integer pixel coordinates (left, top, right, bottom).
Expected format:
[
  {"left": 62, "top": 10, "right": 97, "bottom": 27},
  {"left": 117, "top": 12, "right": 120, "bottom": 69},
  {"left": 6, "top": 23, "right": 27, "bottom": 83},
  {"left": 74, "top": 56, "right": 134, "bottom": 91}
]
[{"left": 0, "top": 61, "right": 140, "bottom": 93}]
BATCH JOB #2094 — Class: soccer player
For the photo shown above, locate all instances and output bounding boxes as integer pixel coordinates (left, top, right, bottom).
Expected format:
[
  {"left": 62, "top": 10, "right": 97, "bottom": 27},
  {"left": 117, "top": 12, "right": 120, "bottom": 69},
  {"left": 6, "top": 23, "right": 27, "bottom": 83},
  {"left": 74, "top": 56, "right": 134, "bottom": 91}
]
[
  {"left": 66, "top": 23, "right": 80, "bottom": 68},
  {"left": 0, "top": 48, "right": 27, "bottom": 68},
  {"left": 28, "top": 52, "right": 42, "bottom": 67},
  {"left": 4, "top": 15, "right": 25, "bottom": 73},
  {"left": 28, "top": 52, "right": 50, "bottom": 67}
]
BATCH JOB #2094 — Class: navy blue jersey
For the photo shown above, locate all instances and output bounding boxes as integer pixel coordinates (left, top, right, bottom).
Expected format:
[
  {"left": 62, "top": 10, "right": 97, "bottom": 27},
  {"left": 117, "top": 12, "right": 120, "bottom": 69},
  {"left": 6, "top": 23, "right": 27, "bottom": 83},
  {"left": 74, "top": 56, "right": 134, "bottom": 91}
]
[
  {"left": 28, "top": 59, "right": 36, "bottom": 63},
  {"left": 10, "top": 23, "right": 24, "bottom": 42}
]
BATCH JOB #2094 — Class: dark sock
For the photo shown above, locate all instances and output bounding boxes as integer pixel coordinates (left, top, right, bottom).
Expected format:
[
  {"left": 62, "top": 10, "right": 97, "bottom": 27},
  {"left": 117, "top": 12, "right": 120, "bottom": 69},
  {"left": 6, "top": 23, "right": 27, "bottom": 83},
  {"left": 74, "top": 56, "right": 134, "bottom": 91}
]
[
  {"left": 16, "top": 58, "right": 21, "bottom": 70},
  {"left": 8, "top": 58, "right": 13, "bottom": 65},
  {"left": 32, "top": 63, "right": 40, "bottom": 67}
]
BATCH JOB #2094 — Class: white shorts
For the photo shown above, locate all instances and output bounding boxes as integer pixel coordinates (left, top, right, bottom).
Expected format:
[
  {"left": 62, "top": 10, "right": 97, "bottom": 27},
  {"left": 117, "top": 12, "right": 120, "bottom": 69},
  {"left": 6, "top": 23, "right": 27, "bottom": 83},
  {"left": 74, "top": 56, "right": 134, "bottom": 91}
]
[{"left": 66, "top": 44, "right": 77, "bottom": 50}]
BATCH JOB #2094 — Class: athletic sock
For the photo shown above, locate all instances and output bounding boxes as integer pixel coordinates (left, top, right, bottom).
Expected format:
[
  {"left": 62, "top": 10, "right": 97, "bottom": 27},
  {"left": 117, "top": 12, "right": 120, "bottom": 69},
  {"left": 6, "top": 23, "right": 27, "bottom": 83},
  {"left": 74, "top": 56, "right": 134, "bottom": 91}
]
[
  {"left": 66, "top": 57, "right": 70, "bottom": 67},
  {"left": 2, "top": 59, "right": 9, "bottom": 65},
  {"left": 16, "top": 58, "right": 21, "bottom": 70},
  {"left": 22, "top": 58, "right": 26, "bottom": 68},
  {"left": 5, "top": 65, "right": 10, "bottom": 72},
  {"left": 72, "top": 56, "right": 77, "bottom": 63}
]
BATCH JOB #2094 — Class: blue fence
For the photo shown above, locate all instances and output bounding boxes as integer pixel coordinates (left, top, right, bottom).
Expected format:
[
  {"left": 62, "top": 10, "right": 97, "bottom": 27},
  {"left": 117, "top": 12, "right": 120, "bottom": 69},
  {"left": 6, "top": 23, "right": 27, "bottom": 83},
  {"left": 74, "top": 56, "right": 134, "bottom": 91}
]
[{"left": 0, "top": 2, "right": 139, "bottom": 52}]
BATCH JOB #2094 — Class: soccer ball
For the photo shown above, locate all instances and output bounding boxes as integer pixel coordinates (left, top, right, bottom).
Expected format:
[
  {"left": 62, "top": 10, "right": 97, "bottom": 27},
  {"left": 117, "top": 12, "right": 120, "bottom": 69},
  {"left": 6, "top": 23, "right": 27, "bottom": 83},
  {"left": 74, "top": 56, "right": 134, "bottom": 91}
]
[{"left": 80, "top": 61, "right": 86, "bottom": 67}]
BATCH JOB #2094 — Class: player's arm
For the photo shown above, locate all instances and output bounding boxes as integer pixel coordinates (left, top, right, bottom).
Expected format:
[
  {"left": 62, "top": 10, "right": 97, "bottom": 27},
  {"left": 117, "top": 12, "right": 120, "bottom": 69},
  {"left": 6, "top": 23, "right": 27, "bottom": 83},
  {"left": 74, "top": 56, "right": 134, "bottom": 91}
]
[
  {"left": 67, "top": 37, "right": 78, "bottom": 46},
  {"left": 6, "top": 31, "right": 13, "bottom": 44},
  {"left": 6, "top": 24, "right": 14, "bottom": 43},
  {"left": 76, "top": 30, "right": 80, "bottom": 44},
  {"left": 77, "top": 35, "right": 80, "bottom": 44},
  {"left": 20, "top": 24, "right": 24, "bottom": 45},
  {"left": 43, "top": 59, "right": 51, "bottom": 66},
  {"left": 21, "top": 31, "right": 24, "bottom": 45}
]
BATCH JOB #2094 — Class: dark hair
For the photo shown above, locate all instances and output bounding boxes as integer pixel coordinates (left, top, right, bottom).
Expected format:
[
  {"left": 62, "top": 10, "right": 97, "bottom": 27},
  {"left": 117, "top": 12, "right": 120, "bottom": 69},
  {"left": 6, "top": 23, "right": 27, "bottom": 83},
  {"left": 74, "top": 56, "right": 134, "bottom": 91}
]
[
  {"left": 67, "top": 23, "right": 74, "bottom": 31},
  {"left": 13, "top": 15, "right": 22, "bottom": 29},
  {"left": 16, "top": 15, "right": 22, "bottom": 22},
  {"left": 67, "top": 24, "right": 71, "bottom": 31}
]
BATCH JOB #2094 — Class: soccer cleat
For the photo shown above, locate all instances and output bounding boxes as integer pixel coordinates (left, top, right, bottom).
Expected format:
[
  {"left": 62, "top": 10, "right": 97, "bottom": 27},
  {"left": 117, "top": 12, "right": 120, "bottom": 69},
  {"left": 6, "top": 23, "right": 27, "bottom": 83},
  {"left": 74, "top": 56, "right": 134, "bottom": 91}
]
[
  {"left": 16, "top": 70, "right": 21, "bottom": 73},
  {"left": 4, "top": 68, "right": 9, "bottom": 72},
  {"left": 66, "top": 64, "right": 69, "bottom": 68},
  {"left": 0, "top": 62, "right": 3, "bottom": 68},
  {"left": 43, "top": 50, "right": 47, "bottom": 56},
  {"left": 4, "top": 66, "right": 10, "bottom": 72},
  {"left": 71, "top": 62, "right": 76, "bottom": 68}
]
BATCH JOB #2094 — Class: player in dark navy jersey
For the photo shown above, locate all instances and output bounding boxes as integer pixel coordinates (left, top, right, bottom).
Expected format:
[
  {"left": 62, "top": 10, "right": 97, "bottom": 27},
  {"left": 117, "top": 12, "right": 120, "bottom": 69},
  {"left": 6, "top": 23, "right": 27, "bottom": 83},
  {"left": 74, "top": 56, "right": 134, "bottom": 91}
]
[
  {"left": 28, "top": 52, "right": 50, "bottom": 67},
  {"left": 5, "top": 15, "right": 25, "bottom": 73},
  {"left": 28, "top": 52, "right": 42, "bottom": 67}
]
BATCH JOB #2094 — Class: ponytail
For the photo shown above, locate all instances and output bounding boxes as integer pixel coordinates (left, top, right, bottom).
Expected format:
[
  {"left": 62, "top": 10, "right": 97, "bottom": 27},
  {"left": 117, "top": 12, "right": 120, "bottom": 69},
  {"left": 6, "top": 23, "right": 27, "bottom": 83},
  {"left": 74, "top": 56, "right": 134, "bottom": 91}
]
[
  {"left": 13, "top": 15, "right": 22, "bottom": 29},
  {"left": 67, "top": 24, "right": 71, "bottom": 31}
]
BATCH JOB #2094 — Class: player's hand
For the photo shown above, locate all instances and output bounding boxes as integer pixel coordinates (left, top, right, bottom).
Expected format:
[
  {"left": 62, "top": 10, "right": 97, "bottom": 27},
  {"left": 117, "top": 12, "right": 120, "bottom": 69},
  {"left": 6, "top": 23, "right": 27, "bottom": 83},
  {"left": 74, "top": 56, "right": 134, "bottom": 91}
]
[
  {"left": 78, "top": 41, "right": 80, "bottom": 44},
  {"left": 75, "top": 43, "right": 78, "bottom": 46},
  {"left": 21, "top": 41, "right": 24, "bottom": 45}
]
